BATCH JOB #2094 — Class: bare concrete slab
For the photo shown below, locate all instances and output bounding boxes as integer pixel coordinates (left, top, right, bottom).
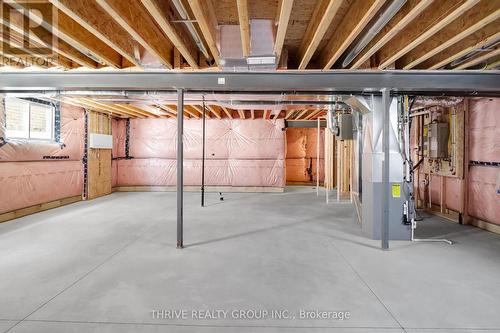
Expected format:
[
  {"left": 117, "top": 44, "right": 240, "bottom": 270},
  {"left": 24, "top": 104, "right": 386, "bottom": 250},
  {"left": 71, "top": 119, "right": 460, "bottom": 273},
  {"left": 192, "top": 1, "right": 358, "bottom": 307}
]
[{"left": 0, "top": 187, "right": 499, "bottom": 333}]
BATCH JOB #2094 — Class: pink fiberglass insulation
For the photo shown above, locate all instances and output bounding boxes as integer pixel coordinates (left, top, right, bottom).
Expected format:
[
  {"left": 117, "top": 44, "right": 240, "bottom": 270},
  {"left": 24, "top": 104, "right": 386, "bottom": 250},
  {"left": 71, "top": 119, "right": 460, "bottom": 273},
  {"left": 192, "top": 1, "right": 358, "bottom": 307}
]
[
  {"left": 112, "top": 118, "right": 126, "bottom": 158},
  {"left": 113, "top": 118, "right": 285, "bottom": 188},
  {"left": 111, "top": 160, "right": 118, "bottom": 188},
  {"left": 427, "top": 174, "right": 464, "bottom": 212},
  {"left": 0, "top": 102, "right": 85, "bottom": 214},
  {"left": 122, "top": 118, "right": 285, "bottom": 160},
  {"left": 468, "top": 166, "right": 500, "bottom": 225},
  {"left": 469, "top": 98, "right": 500, "bottom": 163},
  {"left": 0, "top": 160, "right": 83, "bottom": 214},
  {"left": 0, "top": 104, "right": 84, "bottom": 162},
  {"left": 286, "top": 128, "right": 325, "bottom": 183},
  {"left": 116, "top": 159, "right": 284, "bottom": 187},
  {"left": 467, "top": 98, "right": 500, "bottom": 224}
]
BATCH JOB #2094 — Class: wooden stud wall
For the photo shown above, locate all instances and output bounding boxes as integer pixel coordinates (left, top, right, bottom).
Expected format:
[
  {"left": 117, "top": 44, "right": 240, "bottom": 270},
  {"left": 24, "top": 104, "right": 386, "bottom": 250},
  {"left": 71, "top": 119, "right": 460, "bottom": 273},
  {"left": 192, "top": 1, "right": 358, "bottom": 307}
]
[{"left": 87, "top": 111, "right": 112, "bottom": 200}]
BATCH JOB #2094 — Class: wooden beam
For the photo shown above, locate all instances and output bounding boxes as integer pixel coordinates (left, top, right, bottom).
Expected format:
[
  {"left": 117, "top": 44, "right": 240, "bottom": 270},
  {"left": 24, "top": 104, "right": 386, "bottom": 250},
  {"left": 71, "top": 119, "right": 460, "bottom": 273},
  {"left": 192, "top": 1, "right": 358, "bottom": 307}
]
[
  {"left": 263, "top": 110, "right": 270, "bottom": 119},
  {"left": 297, "top": 0, "right": 342, "bottom": 69},
  {"left": 305, "top": 109, "right": 322, "bottom": 120},
  {"left": 0, "top": 37, "right": 67, "bottom": 68},
  {"left": 95, "top": 0, "right": 173, "bottom": 68},
  {"left": 140, "top": 0, "right": 199, "bottom": 68},
  {"left": 1, "top": 3, "right": 97, "bottom": 68},
  {"left": 220, "top": 106, "right": 233, "bottom": 119},
  {"left": 295, "top": 109, "right": 308, "bottom": 120},
  {"left": 111, "top": 104, "right": 153, "bottom": 118},
  {"left": 187, "top": 0, "right": 220, "bottom": 65},
  {"left": 378, "top": 0, "right": 480, "bottom": 69},
  {"left": 274, "top": 0, "right": 294, "bottom": 62},
  {"left": 238, "top": 109, "right": 245, "bottom": 119},
  {"left": 191, "top": 105, "right": 210, "bottom": 118},
  {"left": 398, "top": 1, "right": 500, "bottom": 69},
  {"left": 119, "top": 104, "right": 162, "bottom": 118},
  {"left": 454, "top": 47, "right": 500, "bottom": 69},
  {"left": 207, "top": 105, "right": 222, "bottom": 119},
  {"left": 49, "top": 0, "right": 140, "bottom": 67},
  {"left": 486, "top": 58, "right": 500, "bottom": 69},
  {"left": 420, "top": 27, "right": 500, "bottom": 69},
  {"left": 319, "top": 0, "right": 386, "bottom": 69},
  {"left": 161, "top": 104, "right": 192, "bottom": 118},
  {"left": 184, "top": 105, "right": 201, "bottom": 119},
  {"left": 250, "top": 109, "right": 255, "bottom": 119},
  {"left": 132, "top": 104, "right": 172, "bottom": 118},
  {"left": 285, "top": 110, "right": 295, "bottom": 120},
  {"left": 78, "top": 98, "right": 144, "bottom": 118},
  {"left": 237, "top": 0, "right": 250, "bottom": 58},
  {"left": 64, "top": 98, "right": 131, "bottom": 118},
  {"left": 12, "top": 0, "right": 125, "bottom": 68},
  {"left": 350, "top": 0, "right": 434, "bottom": 69}
]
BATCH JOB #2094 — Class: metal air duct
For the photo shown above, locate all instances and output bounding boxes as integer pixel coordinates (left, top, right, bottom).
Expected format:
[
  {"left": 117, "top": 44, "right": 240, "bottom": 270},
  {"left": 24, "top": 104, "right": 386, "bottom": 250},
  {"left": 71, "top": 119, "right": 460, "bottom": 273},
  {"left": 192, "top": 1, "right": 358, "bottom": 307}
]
[{"left": 342, "top": 0, "right": 406, "bottom": 68}]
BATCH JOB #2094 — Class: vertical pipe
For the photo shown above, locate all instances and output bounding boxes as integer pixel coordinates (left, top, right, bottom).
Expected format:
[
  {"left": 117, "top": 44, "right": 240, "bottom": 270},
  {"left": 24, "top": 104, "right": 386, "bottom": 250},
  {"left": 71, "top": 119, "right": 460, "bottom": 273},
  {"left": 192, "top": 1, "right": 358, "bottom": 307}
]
[
  {"left": 337, "top": 139, "right": 341, "bottom": 202},
  {"left": 317, "top": 117, "right": 320, "bottom": 196},
  {"left": 325, "top": 130, "right": 329, "bottom": 204},
  {"left": 177, "top": 89, "right": 184, "bottom": 249},
  {"left": 381, "top": 88, "right": 390, "bottom": 250},
  {"left": 462, "top": 99, "right": 470, "bottom": 224},
  {"left": 201, "top": 96, "right": 206, "bottom": 207}
]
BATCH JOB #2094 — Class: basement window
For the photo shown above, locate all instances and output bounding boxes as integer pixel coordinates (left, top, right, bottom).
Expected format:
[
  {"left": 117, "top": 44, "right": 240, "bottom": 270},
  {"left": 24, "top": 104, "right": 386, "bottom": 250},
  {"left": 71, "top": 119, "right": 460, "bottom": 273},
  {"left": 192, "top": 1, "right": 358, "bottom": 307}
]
[{"left": 4, "top": 98, "right": 59, "bottom": 142}]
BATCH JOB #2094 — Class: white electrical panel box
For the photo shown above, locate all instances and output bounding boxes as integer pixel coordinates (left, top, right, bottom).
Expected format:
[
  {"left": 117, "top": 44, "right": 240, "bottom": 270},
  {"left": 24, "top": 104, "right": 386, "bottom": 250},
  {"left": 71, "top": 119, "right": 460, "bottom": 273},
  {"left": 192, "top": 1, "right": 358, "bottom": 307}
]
[{"left": 89, "top": 133, "right": 113, "bottom": 149}]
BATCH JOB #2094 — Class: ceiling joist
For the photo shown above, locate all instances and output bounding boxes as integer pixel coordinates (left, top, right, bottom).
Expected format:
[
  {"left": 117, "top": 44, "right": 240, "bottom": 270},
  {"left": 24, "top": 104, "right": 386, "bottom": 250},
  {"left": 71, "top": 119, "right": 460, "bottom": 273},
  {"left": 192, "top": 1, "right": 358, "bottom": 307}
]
[
  {"left": 399, "top": 1, "right": 500, "bottom": 69},
  {"left": 319, "top": 0, "right": 387, "bottom": 69},
  {"left": 49, "top": 0, "right": 140, "bottom": 67},
  {"left": 95, "top": 0, "right": 174, "bottom": 69},
  {"left": 141, "top": 0, "right": 199, "bottom": 69},
  {"left": 421, "top": 29, "right": 500, "bottom": 70},
  {"left": 1, "top": 3, "right": 98, "bottom": 68},
  {"left": 350, "top": 0, "right": 434, "bottom": 69},
  {"left": 274, "top": 0, "right": 294, "bottom": 63},
  {"left": 297, "top": 0, "right": 343, "bottom": 69},
  {"left": 187, "top": 0, "right": 220, "bottom": 66},
  {"left": 455, "top": 47, "right": 500, "bottom": 69},
  {"left": 237, "top": 0, "right": 250, "bottom": 58},
  {"left": 377, "top": 0, "right": 480, "bottom": 69}
]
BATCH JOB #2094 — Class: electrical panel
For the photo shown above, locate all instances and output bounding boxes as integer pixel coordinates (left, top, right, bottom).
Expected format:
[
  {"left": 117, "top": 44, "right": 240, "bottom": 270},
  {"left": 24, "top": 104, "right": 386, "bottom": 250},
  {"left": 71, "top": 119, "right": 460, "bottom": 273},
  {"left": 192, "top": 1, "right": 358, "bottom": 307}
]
[
  {"left": 336, "top": 114, "right": 353, "bottom": 140},
  {"left": 427, "top": 122, "right": 449, "bottom": 158}
]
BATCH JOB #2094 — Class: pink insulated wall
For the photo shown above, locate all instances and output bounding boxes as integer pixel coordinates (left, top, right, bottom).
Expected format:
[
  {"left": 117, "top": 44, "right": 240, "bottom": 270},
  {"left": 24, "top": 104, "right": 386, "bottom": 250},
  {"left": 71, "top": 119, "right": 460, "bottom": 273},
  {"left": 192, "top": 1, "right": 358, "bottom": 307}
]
[
  {"left": 0, "top": 102, "right": 85, "bottom": 214},
  {"left": 112, "top": 118, "right": 286, "bottom": 188},
  {"left": 467, "top": 98, "right": 500, "bottom": 225}
]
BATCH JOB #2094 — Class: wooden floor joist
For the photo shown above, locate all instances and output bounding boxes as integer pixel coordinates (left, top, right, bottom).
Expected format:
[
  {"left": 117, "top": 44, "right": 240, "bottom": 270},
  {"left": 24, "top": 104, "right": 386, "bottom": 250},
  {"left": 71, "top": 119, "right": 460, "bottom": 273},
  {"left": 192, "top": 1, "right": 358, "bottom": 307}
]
[
  {"left": 399, "top": 1, "right": 500, "bottom": 69},
  {"left": 420, "top": 29, "right": 500, "bottom": 70},
  {"left": 378, "top": 0, "right": 480, "bottom": 69},
  {"left": 0, "top": 0, "right": 495, "bottom": 73}
]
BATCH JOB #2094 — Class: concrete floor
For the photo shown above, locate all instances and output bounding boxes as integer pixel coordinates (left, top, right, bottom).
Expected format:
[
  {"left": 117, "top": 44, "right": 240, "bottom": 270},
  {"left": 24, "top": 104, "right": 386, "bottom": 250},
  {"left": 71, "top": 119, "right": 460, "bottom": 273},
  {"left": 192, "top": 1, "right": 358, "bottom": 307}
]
[{"left": 0, "top": 187, "right": 499, "bottom": 333}]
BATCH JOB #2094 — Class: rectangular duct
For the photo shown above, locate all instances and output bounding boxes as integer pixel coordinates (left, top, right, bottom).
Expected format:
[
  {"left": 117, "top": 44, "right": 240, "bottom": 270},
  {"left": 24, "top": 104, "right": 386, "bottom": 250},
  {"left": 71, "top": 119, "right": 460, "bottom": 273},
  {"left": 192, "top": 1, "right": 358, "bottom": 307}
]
[{"left": 220, "top": 19, "right": 277, "bottom": 71}]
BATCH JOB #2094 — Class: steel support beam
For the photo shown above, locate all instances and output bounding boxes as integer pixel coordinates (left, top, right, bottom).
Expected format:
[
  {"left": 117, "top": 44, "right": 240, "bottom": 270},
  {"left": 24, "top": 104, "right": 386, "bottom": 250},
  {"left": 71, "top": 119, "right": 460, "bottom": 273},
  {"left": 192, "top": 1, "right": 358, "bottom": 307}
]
[
  {"left": 177, "top": 89, "right": 184, "bottom": 249},
  {"left": 381, "top": 88, "right": 390, "bottom": 250},
  {"left": 0, "top": 71, "right": 498, "bottom": 95}
]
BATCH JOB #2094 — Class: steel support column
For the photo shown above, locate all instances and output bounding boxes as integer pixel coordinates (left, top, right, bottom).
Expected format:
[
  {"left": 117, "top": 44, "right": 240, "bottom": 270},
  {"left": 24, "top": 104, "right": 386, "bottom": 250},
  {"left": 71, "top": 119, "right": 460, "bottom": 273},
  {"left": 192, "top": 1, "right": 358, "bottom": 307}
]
[
  {"left": 201, "top": 96, "right": 206, "bottom": 207},
  {"left": 381, "top": 88, "right": 390, "bottom": 250},
  {"left": 177, "top": 89, "right": 184, "bottom": 249}
]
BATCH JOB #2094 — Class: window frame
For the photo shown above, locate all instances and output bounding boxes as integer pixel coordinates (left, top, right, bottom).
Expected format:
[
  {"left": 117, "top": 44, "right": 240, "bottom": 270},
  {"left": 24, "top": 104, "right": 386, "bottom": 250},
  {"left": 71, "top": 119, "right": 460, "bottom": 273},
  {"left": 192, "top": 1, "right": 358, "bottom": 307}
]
[{"left": 4, "top": 97, "right": 60, "bottom": 143}]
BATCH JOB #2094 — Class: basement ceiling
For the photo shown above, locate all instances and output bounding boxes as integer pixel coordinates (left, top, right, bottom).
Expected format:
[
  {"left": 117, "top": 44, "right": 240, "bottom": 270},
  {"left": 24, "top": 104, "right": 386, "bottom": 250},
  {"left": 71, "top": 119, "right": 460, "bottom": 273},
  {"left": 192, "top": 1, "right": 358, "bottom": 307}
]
[{"left": 0, "top": 0, "right": 498, "bottom": 71}]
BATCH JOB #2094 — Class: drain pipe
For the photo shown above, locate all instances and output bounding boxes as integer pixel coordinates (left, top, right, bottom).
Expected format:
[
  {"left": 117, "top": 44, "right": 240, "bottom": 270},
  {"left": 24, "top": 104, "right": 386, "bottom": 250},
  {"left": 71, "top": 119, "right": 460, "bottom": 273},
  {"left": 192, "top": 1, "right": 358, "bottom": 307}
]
[{"left": 342, "top": 0, "right": 406, "bottom": 68}]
